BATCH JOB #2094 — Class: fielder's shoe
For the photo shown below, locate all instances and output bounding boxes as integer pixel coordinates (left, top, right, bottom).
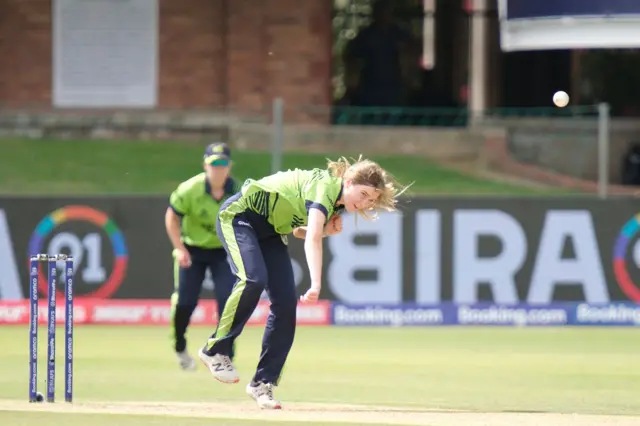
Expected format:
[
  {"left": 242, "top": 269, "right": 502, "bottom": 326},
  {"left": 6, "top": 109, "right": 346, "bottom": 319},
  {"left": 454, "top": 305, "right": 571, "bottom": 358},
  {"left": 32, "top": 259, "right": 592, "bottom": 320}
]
[
  {"left": 176, "top": 350, "right": 197, "bottom": 371},
  {"left": 198, "top": 348, "right": 239, "bottom": 383},
  {"left": 246, "top": 382, "right": 282, "bottom": 409}
]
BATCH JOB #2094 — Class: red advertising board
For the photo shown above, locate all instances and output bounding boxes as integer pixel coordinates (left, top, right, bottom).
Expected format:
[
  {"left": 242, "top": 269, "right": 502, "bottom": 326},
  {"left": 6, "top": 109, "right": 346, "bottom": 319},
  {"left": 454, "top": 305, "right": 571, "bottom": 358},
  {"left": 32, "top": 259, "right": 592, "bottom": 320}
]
[{"left": 0, "top": 299, "right": 331, "bottom": 326}]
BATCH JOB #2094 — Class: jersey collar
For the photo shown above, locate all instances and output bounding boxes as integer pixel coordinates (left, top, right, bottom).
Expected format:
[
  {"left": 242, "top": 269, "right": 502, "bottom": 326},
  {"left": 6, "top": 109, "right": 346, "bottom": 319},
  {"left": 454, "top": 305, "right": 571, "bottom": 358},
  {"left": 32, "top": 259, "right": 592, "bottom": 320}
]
[{"left": 205, "top": 177, "right": 234, "bottom": 196}]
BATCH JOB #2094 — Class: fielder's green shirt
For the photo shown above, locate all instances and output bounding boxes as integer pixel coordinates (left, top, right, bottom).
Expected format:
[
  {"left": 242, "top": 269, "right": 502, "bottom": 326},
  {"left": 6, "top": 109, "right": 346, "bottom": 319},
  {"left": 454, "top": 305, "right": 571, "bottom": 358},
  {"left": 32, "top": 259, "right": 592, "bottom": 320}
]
[
  {"left": 231, "top": 168, "right": 343, "bottom": 235},
  {"left": 170, "top": 173, "right": 241, "bottom": 248}
]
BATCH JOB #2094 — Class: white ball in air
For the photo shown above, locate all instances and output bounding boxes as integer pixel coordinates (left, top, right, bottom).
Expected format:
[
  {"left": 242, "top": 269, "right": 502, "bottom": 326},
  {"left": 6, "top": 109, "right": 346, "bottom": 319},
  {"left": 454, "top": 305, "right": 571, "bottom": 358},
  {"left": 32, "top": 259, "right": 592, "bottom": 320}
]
[{"left": 553, "top": 91, "right": 570, "bottom": 108}]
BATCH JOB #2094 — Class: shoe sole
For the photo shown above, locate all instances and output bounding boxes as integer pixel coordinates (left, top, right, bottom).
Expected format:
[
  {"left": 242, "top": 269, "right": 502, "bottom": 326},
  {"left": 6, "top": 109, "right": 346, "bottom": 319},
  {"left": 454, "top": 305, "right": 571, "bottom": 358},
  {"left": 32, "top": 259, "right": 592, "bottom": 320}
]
[
  {"left": 261, "top": 404, "right": 282, "bottom": 410},
  {"left": 199, "top": 358, "right": 240, "bottom": 384},
  {"left": 261, "top": 403, "right": 282, "bottom": 410}
]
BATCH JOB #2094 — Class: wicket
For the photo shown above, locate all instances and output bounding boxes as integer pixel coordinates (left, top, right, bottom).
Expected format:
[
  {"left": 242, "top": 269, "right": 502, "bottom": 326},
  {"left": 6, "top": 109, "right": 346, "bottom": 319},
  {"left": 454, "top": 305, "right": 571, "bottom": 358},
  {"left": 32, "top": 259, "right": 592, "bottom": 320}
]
[{"left": 29, "top": 254, "right": 74, "bottom": 403}]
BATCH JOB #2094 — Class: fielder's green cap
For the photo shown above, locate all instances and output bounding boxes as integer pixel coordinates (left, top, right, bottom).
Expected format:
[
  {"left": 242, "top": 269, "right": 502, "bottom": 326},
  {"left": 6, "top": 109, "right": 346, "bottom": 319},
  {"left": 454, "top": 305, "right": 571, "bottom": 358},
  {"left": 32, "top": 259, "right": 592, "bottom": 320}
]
[{"left": 204, "top": 142, "right": 231, "bottom": 166}]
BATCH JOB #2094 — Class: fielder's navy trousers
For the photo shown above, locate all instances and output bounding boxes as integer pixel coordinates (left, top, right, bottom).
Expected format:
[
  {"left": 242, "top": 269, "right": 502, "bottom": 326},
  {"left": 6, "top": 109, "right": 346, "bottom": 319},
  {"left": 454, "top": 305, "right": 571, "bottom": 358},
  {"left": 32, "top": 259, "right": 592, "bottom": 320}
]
[{"left": 171, "top": 245, "right": 234, "bottom": 355}]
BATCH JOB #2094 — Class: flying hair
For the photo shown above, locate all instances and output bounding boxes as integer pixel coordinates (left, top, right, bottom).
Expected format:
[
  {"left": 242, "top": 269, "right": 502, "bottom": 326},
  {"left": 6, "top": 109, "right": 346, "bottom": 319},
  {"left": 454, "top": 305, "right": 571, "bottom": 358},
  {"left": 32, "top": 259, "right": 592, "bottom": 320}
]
[{"left": 327, "top": 155, "right": 412, "bottom": 220}]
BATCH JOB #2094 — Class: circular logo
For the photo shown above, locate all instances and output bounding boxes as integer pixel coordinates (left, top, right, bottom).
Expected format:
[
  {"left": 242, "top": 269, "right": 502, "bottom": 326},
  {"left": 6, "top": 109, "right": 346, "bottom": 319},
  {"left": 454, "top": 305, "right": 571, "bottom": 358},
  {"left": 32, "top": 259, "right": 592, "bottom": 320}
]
[
  {"left": 27, "top": 205, "right": 128, "bottom": 299},
  {"left": 613, "top": 215, "right": 640, "bottom": 302}
]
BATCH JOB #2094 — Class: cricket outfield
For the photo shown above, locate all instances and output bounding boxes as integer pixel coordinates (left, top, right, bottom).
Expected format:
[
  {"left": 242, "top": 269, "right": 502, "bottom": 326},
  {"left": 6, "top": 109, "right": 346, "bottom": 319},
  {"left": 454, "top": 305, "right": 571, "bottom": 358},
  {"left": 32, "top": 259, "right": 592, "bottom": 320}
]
[{"left": 0, "top": 325, "right": 638, "bottom": 425}]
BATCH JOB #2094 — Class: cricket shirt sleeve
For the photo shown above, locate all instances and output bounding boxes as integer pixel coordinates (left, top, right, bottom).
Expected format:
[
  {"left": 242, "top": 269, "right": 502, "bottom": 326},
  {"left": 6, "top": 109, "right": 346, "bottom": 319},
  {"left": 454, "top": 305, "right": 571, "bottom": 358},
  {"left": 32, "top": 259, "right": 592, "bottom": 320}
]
[
  {"left": 303, "top": 175, "right": 341, "bottom": 220},
  {"left": 169, "top": 183, "right": 191, "bottom": 217}
]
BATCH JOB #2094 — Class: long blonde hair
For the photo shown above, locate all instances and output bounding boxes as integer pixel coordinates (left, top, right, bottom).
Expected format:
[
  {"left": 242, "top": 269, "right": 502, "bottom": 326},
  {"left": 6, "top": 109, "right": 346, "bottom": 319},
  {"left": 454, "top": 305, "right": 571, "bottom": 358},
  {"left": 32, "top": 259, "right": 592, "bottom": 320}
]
[{"left": 327, "top": 155, "right": 411, "bottom": 220}]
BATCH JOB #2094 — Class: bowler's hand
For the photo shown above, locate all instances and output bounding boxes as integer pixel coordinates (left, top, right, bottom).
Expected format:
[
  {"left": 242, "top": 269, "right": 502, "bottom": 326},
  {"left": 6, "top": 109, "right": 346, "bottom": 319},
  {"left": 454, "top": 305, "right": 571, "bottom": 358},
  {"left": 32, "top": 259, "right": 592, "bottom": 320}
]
[
  {"left": 292, "top": 227, "right": 306, "bottom": 239},
  {"left": 324, "top": 215, "right": 343, "bottom": 236},
  {"left": 176, "top": 247, "right": 192, "bottom": 268},
  {"left": 300, "top": 287, "right": 320, "bottom": 304}
]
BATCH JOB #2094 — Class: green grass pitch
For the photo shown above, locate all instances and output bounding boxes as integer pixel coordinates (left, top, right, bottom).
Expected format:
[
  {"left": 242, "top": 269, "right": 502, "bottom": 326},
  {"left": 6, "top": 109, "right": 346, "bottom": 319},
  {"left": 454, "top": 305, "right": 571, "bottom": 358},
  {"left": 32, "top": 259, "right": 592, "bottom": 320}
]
[{"left": 1, "top": 325, "right": 639, "bottom": 425}]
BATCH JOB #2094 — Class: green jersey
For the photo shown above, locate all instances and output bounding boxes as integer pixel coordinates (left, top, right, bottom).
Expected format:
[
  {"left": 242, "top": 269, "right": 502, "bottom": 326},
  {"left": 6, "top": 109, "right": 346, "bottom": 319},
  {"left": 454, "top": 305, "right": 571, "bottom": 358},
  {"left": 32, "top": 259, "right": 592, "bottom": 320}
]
[
  {"left": 233, "top": 168, "right": 343, "bottom": 235},
  {"left": 169, "top": 173, "right": 241, "bottom": 249}
]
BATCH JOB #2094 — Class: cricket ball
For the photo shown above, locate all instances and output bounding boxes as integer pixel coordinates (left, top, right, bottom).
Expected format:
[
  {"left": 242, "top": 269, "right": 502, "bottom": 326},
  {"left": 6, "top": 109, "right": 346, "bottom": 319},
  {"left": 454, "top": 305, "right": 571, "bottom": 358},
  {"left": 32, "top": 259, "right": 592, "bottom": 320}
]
[{"left": 553, "top": 90, "right": 570, "bottom": 108}]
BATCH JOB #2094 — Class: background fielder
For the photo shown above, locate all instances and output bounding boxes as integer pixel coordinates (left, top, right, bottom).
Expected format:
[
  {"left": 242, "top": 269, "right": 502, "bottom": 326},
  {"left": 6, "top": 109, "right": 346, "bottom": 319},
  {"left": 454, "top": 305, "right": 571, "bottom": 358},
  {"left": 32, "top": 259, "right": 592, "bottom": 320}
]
[{"left": 165, "top": 142, "right": 241, "bottom": 370}]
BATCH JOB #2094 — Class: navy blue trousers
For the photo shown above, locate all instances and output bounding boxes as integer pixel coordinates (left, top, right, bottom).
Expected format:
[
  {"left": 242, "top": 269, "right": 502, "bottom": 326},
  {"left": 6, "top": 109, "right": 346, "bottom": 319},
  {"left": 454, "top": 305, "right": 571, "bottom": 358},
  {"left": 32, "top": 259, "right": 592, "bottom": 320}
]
[
  {"left": 171, "top": 245, "right": 235, "bottom": 355},
  {"left": 204, "top": 193, "right": 297, "bottom": 385}
]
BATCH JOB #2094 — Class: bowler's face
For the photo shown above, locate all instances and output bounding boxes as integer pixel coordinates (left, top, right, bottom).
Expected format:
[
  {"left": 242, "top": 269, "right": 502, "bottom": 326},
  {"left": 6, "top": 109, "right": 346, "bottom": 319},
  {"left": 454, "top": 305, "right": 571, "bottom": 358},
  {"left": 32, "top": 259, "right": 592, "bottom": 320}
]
[{"left": 343, "top": 182, "right": 379, "bottom": 213}]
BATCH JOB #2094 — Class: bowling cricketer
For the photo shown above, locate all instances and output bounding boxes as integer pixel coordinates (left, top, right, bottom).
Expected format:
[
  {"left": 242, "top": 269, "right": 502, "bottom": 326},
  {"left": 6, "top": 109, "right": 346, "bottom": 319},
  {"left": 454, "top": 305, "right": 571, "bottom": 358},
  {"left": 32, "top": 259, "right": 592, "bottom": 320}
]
[{"left": 198, "top": 155, "right": 407, "bottom": 408}]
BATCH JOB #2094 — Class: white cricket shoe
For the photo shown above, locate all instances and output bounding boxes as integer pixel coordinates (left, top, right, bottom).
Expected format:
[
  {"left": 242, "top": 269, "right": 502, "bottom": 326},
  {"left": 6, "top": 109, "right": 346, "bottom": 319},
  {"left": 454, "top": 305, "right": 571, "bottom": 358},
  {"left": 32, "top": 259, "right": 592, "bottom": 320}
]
[
  {"left": 176, "top": 350, "right": 197, "bottom": 371},
  {"left": 246, "top": 382, "right": 282, "bottom": 409},
  {"left": 198, "top": 348, "right": 239, "bottom": 384}
]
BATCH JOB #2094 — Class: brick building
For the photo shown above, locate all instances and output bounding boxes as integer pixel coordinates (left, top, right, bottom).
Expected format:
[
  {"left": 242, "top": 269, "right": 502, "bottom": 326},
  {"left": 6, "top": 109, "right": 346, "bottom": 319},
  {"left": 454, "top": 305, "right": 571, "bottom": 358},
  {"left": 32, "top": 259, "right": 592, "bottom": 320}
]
[{"left": 0, "top": 0, "right": 332, "bottom": 111}]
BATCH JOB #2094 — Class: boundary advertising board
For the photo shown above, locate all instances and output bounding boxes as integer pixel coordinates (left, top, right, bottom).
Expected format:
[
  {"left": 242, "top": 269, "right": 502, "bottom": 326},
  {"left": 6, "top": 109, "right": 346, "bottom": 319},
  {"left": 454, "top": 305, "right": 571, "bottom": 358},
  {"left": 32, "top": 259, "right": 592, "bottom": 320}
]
[{"left": 0, "top": 196, "right": 639, "bottom": 326}]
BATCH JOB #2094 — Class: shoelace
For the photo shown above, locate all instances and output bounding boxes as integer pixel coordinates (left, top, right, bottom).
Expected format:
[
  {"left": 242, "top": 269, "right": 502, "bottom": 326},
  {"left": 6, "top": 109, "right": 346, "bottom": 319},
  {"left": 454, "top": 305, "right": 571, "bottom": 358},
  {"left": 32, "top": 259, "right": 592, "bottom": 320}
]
[
  {"left": 221, "top": 356, "right": 234, "bottom": 371},
  {"left": 261, "top": 383, "right": 275, "bottom": 400},
  {"left": 253, "top": 383, "right": 275, "bottom": 399}
]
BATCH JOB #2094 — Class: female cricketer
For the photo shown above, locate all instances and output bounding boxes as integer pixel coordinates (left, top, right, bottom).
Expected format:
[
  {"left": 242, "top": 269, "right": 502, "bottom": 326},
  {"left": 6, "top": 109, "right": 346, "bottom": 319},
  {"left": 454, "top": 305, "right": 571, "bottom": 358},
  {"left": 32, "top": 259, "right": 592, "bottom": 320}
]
[
  {"left": 198, "top": 155, "right": 406, "bottom": 409},
  {"left": 165, "top": 142, "right": 242, "bottom": 371}
]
